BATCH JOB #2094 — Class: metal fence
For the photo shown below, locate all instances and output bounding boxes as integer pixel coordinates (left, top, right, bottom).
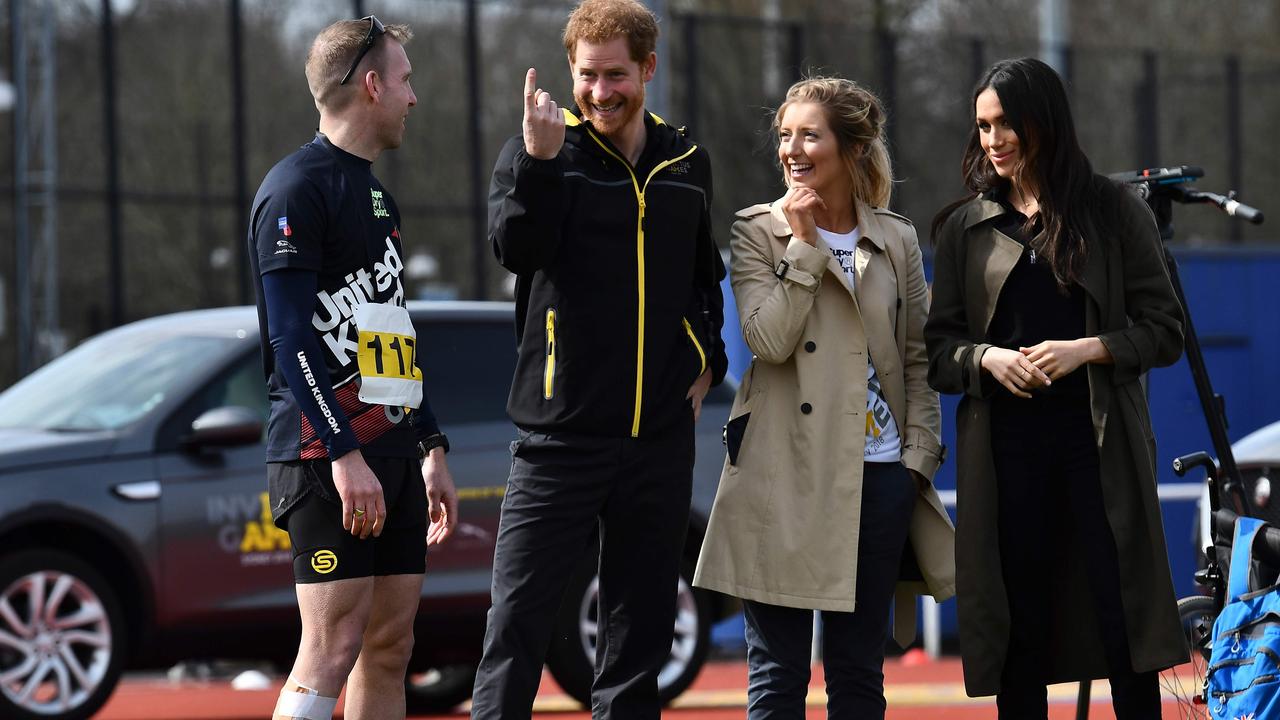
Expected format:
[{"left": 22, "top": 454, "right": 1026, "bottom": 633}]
[{"left": 3, "top": 0, "right": 1278, "bottom": 387}]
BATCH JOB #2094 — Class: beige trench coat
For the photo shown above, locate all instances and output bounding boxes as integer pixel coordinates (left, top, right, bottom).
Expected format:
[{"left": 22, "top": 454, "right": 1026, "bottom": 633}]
[
  {"left": 924, "top": 180, "right": 1188, "bottom": 696},
  {"left": 694, "top": 198, "right": 956, "bottom": 646}
]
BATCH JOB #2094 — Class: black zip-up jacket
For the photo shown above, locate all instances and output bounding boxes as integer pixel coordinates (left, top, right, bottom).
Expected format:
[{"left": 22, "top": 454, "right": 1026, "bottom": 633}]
[{"left": 490, "top": 109, "right": 728, "bottom": 439}]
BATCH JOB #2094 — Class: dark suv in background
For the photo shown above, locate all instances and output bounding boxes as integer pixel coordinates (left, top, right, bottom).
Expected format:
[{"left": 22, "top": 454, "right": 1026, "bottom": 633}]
[{"left": 0, "top": 302, "right": 735, "bottom": 720}]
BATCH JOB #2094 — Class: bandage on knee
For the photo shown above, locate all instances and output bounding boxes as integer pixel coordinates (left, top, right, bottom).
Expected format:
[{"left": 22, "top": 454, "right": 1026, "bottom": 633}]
[{"left": 274, "top": 676, "right": 338, "bottom": 720}]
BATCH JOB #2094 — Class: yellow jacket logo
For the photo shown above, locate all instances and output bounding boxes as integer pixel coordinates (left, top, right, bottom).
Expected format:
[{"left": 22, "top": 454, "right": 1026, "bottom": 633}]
[{"left": 311, "top": 550, "right": 338, "bottom": 574}]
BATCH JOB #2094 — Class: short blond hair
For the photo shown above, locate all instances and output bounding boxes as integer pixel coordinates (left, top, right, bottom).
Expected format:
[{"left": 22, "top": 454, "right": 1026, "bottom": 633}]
[
  {"left": 562, "top": 0, "right": 657, "bottom": 64},
  {"left": 775, "top": 77, "right": 894, "bottom": 209},
  {"left": 305, "top": 19, "right": 412, "bottom": 111}
]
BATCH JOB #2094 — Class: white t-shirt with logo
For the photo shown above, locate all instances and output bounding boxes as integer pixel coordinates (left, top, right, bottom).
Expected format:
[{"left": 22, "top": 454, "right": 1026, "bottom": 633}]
[{"left": 817, "top": 226, "right": 902, "bottom": 463}]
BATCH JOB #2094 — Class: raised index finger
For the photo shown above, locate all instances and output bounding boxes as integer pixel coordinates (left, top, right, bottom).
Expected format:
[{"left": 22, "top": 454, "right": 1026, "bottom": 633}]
[{"left": 524, "top": 68, "right": 537, "bottom": 111}]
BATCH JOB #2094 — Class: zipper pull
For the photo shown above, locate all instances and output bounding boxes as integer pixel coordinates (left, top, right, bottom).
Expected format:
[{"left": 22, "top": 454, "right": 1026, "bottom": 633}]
[
  {"left": 544, "top": 309, "right": 557, "bottom": 400},
  {"left": 639, "top": 195, "right": 646, "bottom": 219}
]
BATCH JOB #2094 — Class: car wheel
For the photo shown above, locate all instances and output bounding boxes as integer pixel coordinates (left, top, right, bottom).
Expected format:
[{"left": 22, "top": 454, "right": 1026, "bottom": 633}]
[
  {"left": 404, "top": 663, "right": 477, "bottom": 713},
  {"left": 0, "top": 549, "right": 126, "bottom": 720},
  {"left": 545, "top": 561, "right": 711, "bottom": 709}
]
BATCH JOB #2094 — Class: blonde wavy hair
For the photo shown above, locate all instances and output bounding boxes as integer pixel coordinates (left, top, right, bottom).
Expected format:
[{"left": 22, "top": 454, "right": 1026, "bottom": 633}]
[{"left": 774, "top": 77, "right": 894, "bottom": 209}]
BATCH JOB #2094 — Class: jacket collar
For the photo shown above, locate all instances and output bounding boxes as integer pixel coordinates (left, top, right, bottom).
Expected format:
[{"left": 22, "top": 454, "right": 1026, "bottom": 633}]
[
  {"left": 766, "top": 196, "right": 888, "bottom": 252},
  {"left": 962, "top": 190, "right": 1110, "bottom": 308},
  {"left": 562, "top": 107, "right": 681, "bottom": 164},
  {"left": 562, "top": 107, "right": 668, "bottom": 128},
  {"left": 963, "top": 193, "right": 1009, "bottom": 230}
]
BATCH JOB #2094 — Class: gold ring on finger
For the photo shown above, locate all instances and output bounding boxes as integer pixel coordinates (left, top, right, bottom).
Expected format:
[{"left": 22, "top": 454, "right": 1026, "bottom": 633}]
[{"left": 354, "top": 507, "right": 366, "bottom": 517}]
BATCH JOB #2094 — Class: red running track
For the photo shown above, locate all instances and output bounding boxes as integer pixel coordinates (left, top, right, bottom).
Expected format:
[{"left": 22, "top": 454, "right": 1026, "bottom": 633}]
[{"left": 97, "top": 657, "right": 1195, "bottom": 719}]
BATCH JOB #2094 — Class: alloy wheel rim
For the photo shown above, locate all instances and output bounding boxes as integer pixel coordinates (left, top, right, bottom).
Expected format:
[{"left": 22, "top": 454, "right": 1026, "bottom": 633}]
[
  {"left": 0, "top": 570, "right": 112, "bottom": 714},
  {"left": 578, "top": 574, "right": 699, "bottom": 689}
]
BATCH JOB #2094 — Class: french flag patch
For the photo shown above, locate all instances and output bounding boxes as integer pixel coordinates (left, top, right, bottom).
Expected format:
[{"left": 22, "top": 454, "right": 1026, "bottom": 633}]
[{"left": 277, "top": 216, "right": 292, "bottom": 237}]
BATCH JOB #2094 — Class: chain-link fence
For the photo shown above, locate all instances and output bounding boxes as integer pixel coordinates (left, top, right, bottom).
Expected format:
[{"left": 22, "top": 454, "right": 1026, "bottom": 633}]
[{"left": 2, "top": 0, "right": 1277, "bottom": 387}]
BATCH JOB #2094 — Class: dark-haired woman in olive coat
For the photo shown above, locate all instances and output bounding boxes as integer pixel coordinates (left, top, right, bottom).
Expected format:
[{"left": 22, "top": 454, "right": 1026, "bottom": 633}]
[{"left": 925, "top": 57, "right": 1187, "bottom": 719}]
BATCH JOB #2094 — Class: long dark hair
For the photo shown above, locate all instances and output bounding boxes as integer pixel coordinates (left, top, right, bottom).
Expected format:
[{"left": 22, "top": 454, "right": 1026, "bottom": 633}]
[{"left": 932, "top": 57, "right": 1100, "bottom": 287}]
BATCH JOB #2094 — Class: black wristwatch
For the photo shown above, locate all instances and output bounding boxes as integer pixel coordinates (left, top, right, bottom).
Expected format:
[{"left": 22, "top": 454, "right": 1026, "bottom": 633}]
[{"left": 417, "top": 433, "right": 450, "bottom": 458}]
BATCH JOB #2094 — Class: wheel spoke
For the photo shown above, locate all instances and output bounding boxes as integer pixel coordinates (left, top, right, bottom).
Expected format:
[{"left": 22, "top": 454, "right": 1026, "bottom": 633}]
[
  {"left": 44, "top": 575, "right": 76, "bottom": 625},
  {"left": 58, "top": 643, "right": 93, "bottom": 694},
  {"left": 672, "top": 609, "right": 697, "bottom": 637},
  {"left": 0, "top": 649, "right": 38, "bottom": 686},
  {"left": 15, "top": 657, "right": 50, "bottom": 704},
  {"left": 62, "top": 627, "right": 110, "bottom": 649},
  {"left": 25, "top": 573, "right": 47, "bottom": 626},
  {"left": 1160, "top": 596, "right": 1213, "bottom": 720},
  {"left": 0, "top": 596, "right": 32, "bottom": 640},
  {"left": 668, "top": 637, "right": 694, "bottom": 664},
  {"left": 0, "top": 627, "right": 34, "bottom": 654},
  {"left": 47, "top": 653, "right": 73, "bottom": 711},
  {"left": 50, "top": 600, "right": 105, "bottom": 632}
]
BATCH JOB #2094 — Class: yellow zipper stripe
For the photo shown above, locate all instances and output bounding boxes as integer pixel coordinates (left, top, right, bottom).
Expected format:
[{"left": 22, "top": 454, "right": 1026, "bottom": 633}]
[
  {"left": 683, "top": 317, "right": 707, "bottom": 375},
  {"left": 634, "top": 200, "right": 647, "bottom": 437},
  {"left": 632, "top": 147, "right": 699, "bottom": 436},
  {"left": 544, "top": 308, "right": 556, "bottom": 400},
  {"left": 583, "top": 128, "right": 698, "bottom": 437}
]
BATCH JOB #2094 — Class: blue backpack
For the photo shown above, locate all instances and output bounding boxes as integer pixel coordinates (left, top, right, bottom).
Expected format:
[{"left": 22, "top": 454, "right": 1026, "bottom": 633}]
[{"left": 1207, "top": 516, "right": 1280, "bottom": 718}]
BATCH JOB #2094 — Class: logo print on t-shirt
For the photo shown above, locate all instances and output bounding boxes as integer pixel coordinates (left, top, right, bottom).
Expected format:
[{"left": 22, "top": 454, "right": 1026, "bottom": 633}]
[
  {"left": 312, "top": 236, "right": 407, "bottom": 367},
  {"left": 830, "top": 247, "right": 855, "bottom": 277},
  {"left": 866, "top": 375, "right": 893, "bottom": 442},
  {"left": 371, "top": 189, "right": 390, "bottom": 219}
]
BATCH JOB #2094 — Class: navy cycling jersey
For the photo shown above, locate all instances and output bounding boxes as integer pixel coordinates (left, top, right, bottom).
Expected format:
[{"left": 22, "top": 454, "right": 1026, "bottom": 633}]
[{"left": 249, "top": 134, "right": 435, "bottom": 462}]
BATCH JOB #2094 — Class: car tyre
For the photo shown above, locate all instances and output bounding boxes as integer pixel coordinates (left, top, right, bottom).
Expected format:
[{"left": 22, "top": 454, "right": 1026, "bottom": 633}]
[
  {"left": 545, "top": 560, "right": 711, "bottom": 709},
  {"left": 0, "top": 549, "right": 127, "bottom": 720},
  {"left": 404, "top": 663, "right": 477, "bottom": 713}
]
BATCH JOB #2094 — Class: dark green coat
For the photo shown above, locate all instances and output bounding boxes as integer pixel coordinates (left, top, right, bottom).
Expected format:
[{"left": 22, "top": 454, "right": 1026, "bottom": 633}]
[{"left": 924, "top": 178, "right": 1188, "bottom": 696}]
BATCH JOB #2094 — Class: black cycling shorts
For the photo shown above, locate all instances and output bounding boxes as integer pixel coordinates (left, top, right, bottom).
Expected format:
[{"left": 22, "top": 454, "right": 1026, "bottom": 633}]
[{"left": 268, "top": 456, "right": 427, "bottom": 583}]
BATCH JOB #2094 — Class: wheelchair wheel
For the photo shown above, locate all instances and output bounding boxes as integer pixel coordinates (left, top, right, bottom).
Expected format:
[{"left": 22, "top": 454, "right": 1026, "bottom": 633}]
[{"left": 1157, "top": 595, "right": 1215, "bottom": 719}]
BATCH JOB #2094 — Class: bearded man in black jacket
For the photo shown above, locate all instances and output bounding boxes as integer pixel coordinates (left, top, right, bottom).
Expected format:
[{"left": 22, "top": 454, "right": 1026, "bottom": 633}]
[{"left": 469, "top": 1, "right": 728, "bottom": 718}]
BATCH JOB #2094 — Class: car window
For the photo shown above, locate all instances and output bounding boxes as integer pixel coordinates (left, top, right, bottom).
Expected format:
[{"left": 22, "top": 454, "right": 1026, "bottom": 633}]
[
  {"left": 415, "top": 319, "right": 517, "bottom": 424},
  {"left": 194, "top": 352, "right": 271, "bottom": 423},
  {"left": 0, "top": 330, "right": 239, "bottom": 431},
  {"left": 156, "top": 350, "right": 269, "bottom": 450}
]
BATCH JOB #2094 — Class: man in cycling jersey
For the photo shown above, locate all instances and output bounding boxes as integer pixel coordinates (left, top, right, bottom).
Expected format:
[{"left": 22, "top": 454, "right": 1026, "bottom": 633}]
[{"left": 247, "top": 16, "right": 457, "bottom": 720}]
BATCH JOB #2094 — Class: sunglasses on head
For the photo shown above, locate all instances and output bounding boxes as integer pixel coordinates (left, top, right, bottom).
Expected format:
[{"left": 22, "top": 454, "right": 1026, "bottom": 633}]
[{"left": 339, "top": 15, "right": 386, "bottom": 86}]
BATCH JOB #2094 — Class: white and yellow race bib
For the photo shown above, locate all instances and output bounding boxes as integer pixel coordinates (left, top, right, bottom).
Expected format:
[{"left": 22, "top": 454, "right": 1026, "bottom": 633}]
[{"left": 354, "top": 302, "right": 423, "bottom": 409}]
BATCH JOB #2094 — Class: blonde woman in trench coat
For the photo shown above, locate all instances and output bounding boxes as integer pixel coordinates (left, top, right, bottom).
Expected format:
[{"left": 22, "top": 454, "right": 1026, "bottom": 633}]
[
  {"left": 694, "top": 77, "right": 954, "bottom": 720},
  {"left": 924, "top": 58, "right": 1186, "bottom": 719}
]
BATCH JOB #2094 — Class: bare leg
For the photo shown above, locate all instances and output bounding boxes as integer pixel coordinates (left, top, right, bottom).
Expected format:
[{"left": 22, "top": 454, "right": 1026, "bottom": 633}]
[
  {"left": 274, "top": 576, "right": 375, "bottom": 719},
  {"left": 344, "top": 573, "right": 424, "bottom": 720}
]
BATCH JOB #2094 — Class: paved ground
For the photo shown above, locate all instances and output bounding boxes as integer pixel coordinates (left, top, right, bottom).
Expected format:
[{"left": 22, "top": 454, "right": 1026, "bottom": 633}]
[{"left": 95, "top": 657, "right": 1204, "bottom": 719}]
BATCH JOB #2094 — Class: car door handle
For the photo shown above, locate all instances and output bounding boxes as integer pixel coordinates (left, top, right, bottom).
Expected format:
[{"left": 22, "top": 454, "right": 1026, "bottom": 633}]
[{"left": 113, "top": 481, "right": 161, "bottom": 501}]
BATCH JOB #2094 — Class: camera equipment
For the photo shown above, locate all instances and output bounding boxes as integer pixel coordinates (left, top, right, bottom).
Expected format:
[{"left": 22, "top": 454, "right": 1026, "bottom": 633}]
[{"left": 1111, "top": 165, "right": 1264, "bottom": 237}]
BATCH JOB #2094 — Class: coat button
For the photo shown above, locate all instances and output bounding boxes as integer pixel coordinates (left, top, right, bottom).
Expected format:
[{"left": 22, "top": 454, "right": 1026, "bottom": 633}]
[
  {"left": 800, "top": 402, "right": 812, "bottom": 414},
  {"left": 804, "top": 341, "right": 816, "bottom": 353}
]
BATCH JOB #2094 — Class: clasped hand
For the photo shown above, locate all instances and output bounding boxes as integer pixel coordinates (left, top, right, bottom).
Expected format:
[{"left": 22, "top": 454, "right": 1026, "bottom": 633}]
[{"left": 982, "top": 339, "right": 1095, "bottom": 398}]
